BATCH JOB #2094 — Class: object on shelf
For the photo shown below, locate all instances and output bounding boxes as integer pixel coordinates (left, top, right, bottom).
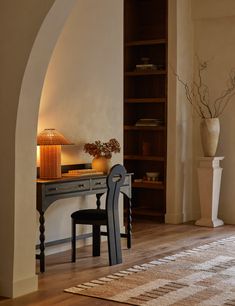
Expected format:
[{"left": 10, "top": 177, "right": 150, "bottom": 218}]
[
  {"left": 136, "top": 64, "right": 157, "bottom": 71},
  {"left": 141, "top": 57, "right": 150, "bottom": 64},
  {"left": 134, "top": 58, "right": 165, "bottom": 71},
  {"left": 134, "top": 178, "right": 143, "bottom": 183},
  {"left": 142, "top": 180, "right": 163, "bottom": 184},
  {"left": 145, "top": 172, "right": 160, "bottom": 181},
  {"left": 142, "top": 142, "right": 151, "bottom": 156},
  {"left": 136, "top": 57, "right": 157, "bottom": 71},
  {"left": 135, "top": 118, "right": 164, "bottom": 126}
]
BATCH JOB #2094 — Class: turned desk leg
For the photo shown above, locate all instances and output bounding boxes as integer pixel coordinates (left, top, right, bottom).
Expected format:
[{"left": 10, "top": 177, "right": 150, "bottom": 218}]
[
  {"left": 39, "top": 211, "right": 45, "bottom": 273},
  {"left": 96, "top": 193, "right": 103, "bottom": 209}
]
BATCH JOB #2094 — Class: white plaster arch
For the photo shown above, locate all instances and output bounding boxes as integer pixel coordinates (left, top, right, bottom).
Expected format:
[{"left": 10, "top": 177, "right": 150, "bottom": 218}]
[{"left": 13, "top": 0, "right": 77, "bottom": 298}]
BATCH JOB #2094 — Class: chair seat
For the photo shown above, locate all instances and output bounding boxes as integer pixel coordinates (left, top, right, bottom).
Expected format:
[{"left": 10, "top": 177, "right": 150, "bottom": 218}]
[{"left": 71, "top": 209, "right": 107, "bottom": 224}]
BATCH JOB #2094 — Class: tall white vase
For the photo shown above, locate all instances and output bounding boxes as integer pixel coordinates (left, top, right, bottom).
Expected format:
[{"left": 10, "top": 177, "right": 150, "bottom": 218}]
[
  {"left": 200, "top": 118, "right": 220, "bottom": 157},
  {"left": 196, "top": 157, "right": 224, "bottom": 227}
]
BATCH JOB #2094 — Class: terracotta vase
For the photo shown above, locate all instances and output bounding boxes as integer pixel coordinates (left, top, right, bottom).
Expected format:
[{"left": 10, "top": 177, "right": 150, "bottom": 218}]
[
  {"left": 200, "top": 118, "right": 220, "bottom": 157},
  {"left": 92, "top": 156, "right": 111, "bottom": 174}
]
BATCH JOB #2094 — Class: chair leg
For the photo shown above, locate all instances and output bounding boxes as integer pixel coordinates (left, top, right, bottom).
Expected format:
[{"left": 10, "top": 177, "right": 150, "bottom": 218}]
[
  {"left": 113, "top": 209, "right": 122, "bottom": 264},
  {"left": 107, "top": 221, "right": 117, "bottom": 265},
  {"left": 127, "top": 198, "right": 132, "bottom": 249},
  {"left": 71, "top": 219, "right": 76, "bottom": 262},
  {"left": 107, "top": 210, "right": 122, "bottom": 265},
  {"left": 127, "top": 232, "right": 131, "bottom": 249},
  {"left": 92, "top": 225, "right": 101, "bottom": 256}
]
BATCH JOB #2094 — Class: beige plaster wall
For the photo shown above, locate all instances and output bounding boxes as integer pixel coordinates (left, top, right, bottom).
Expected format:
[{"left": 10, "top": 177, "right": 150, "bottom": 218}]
[
  {"left": 176, "top": 0, "right": 195, "bottom": 222},
  {"left": 192, "top": 0, "right": 235, "bottom": 224},
  {"left": 0, "top": 0, "right": 56, "bottom": 297},
  {"left": 37, "top": 0, "right": 123, "bottom": 250},
  {"left": 166, "top": 0, "right": 194, "bottom": 223}
]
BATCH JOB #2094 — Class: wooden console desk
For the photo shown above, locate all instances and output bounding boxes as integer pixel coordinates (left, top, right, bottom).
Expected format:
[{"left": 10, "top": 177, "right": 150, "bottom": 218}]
[{"left": 36, "top": 173, "right": 132, "bottom": 272}]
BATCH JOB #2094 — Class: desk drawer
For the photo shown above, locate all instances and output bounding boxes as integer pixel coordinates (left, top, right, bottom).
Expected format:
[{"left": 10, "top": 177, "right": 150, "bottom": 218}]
[
  {"left": 45, "top": 180, "right": 90, "bottom": 195},
  {"left": 91, "top": 175, "right": 130, "bottom": 190},
  {"left": 91, "top": 177, "right": 107, "bottom": 190}
]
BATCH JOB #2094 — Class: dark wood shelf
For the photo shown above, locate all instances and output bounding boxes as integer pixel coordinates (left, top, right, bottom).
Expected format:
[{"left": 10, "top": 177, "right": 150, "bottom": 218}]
[
  {"left": 125, "top": 98, "right": 166, "bottom": 103},
  {"left": 125, "top": 70, "right": 166, "bottom": 76},
  {"left": 132, "top": 181, "right": 165, "bottom": 190},
  {"left": 125, "top": 38, "right": 167, "bottom": 47},
  {"left": 124, "top": 155, "right": 165, "bottom": 161},
  {"left": 124, "top": 125, "right": 165, "bottom": 131}
]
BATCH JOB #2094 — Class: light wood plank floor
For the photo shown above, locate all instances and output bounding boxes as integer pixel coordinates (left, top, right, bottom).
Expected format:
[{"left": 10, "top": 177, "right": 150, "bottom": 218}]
[{"left": 0, "top": 221, "right": 234, "bottom": 305}]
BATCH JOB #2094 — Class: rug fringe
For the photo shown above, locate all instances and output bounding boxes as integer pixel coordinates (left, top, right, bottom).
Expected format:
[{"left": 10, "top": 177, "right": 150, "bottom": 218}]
[{"left": 65, "top": 235, "right": 235, "bottom": 294}]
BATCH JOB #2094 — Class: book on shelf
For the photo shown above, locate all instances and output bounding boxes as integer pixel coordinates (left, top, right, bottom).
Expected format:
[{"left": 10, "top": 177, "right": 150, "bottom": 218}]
[
  {"left": 133, "top": 178, "right": 163, "bottom": 184},
  {"left": 135, "top": 64, "right": 157, "bottom": 71},
  {"left": 135, "top": 118, "right": 164, "bottom": 127},
  {"left": 135, "top": 64, "right": 165, "bottom": 71}
]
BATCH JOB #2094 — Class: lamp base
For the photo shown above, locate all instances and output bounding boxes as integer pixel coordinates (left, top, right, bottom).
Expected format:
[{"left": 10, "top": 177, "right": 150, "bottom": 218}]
[{"left": 40, "top": 145, "right": 61, "bottom": 179}]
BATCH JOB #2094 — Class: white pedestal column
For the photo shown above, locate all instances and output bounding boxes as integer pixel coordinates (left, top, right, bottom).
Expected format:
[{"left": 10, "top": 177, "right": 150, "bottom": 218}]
[{"left": 196, "top": 157, "right": 224, "bottom": 227}]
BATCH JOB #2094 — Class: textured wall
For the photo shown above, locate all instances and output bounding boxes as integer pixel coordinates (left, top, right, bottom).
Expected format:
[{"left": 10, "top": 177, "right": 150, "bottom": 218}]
[{"left": 192, "top": 0, "right": 235, "bottom": 224}]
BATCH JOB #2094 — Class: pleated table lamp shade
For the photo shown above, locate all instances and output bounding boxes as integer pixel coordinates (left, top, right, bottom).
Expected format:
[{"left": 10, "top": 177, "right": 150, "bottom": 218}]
[{"left": 37, "top": 129, "right": 72, "bottom": 179}]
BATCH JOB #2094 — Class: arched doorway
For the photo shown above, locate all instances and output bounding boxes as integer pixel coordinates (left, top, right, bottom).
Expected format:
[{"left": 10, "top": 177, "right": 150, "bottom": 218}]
[{"left": 0, "top": 0, "right": 76, "bottom": 298}]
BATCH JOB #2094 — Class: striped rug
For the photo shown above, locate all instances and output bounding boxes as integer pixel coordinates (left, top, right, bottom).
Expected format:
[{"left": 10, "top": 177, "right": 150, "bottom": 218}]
[{"left": 65, "top": 236, "right": 235, "bottom": 305}]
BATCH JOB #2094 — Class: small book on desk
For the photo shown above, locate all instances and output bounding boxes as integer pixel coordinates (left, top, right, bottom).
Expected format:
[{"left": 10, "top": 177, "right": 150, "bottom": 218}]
[{"left": 63, "top": 169, "right": 104, "bottom": 177}]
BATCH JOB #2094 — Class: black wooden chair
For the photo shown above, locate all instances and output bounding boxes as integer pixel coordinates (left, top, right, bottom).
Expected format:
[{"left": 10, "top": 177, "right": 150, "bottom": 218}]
[{"left": 71, "top": 164, "right": 131, "bottom": 265}]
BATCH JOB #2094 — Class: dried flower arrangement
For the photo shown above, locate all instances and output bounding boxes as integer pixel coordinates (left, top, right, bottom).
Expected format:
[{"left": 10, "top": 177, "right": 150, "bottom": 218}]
[
  {"left": 175, "top": 56, "right": 235, "bottom": 118},
  {"left": 84, "top": 138, "right": 120, "bottom": 159}
]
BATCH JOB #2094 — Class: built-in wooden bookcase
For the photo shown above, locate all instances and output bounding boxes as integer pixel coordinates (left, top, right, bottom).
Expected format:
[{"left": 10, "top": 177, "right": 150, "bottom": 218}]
[{"left": 124, "top": 0, "right": 167, "bottom": 220}]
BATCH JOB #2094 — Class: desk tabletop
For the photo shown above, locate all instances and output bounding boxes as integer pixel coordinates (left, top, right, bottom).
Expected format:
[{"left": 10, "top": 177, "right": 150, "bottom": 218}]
[
  {"left": 37, "top": 173, "right": 133, "bottom": 184},
  {"left": 37, "top": 174, "right": 106, "bottom": 184}
]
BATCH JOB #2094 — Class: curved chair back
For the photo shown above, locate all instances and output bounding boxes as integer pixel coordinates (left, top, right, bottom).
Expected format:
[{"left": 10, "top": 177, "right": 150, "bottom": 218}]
[
  {"left": 106, "top": 164, "right": 126, "bottom": 211},
  {"left": 105, "top": 164, "right": 126, "bottom": 264}
]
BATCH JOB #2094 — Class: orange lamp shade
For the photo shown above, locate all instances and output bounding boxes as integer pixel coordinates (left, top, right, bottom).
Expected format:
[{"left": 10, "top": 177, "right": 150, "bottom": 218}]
[{"left": 37, "top": 129, "right": 72, "bottom": 179}]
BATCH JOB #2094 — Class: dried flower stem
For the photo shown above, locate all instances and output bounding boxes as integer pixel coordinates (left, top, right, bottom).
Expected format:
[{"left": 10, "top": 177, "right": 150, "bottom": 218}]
[{"left": 174, "top": 56, "right": 235, "bottom": 118}]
